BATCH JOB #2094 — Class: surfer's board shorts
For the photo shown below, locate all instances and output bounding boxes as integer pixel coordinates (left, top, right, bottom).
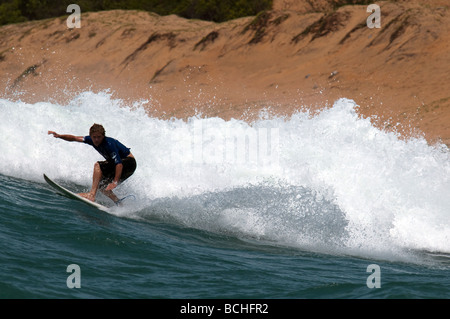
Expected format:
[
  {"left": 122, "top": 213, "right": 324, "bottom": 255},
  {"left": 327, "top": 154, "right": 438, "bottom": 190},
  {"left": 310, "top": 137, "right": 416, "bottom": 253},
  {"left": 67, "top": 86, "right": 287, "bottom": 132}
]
[{"left": 98, "top": 157, "right": 137, "bottom": 189}]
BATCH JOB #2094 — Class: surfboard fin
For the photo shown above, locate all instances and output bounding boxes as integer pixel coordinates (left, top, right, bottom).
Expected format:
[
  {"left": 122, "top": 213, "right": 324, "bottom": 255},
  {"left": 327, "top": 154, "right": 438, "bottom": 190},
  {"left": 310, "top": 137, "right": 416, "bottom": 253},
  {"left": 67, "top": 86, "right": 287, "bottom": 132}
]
[{"left": 114, "top": 194, "right": 136, "bottom": 206}]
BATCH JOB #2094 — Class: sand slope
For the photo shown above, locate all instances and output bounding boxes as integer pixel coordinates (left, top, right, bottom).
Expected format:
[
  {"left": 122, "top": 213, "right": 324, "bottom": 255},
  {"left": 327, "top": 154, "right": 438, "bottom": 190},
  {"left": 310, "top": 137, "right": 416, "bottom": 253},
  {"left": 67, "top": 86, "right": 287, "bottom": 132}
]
[{"left": 0, "top": 0, "right": 449, "bottom": 145}]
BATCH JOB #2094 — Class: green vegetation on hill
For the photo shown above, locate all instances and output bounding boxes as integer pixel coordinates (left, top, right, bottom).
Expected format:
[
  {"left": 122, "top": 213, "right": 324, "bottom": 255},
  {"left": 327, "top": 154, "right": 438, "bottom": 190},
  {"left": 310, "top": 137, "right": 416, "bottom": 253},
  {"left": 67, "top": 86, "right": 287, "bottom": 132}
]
[{"left": 0, "top": 0, "right": 273, "bottom": 26}]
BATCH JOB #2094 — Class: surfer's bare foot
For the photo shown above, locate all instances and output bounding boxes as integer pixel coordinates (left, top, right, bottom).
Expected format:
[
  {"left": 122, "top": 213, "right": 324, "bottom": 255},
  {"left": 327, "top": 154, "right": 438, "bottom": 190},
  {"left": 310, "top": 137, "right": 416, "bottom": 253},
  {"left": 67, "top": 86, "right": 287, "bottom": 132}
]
[{"left": 78, "top": 192, "right": 95, "bottom": 202}]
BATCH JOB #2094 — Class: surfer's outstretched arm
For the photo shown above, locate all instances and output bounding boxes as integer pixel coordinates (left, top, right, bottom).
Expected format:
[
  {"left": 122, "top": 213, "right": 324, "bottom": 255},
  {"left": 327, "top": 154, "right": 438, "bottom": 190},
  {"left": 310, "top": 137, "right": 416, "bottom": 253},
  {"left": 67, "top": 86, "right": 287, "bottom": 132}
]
[{"left": 48, "top": 131, "right": 83, "bottom": 142}]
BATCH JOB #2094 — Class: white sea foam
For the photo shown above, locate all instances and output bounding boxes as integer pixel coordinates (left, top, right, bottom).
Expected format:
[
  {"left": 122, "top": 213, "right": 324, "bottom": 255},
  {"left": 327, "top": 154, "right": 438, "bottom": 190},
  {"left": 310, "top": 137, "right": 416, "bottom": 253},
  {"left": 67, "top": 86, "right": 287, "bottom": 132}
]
[{"left": 1, "top": 91, "right": 449, "bottom": 260}]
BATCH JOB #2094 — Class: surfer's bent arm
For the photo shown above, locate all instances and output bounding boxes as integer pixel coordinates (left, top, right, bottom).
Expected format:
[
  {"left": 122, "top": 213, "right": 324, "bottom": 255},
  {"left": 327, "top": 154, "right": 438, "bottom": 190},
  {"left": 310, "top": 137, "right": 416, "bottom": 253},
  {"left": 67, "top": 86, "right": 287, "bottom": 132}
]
[{"left": 48, "top": 131, "right": 83, "bottom": 142}]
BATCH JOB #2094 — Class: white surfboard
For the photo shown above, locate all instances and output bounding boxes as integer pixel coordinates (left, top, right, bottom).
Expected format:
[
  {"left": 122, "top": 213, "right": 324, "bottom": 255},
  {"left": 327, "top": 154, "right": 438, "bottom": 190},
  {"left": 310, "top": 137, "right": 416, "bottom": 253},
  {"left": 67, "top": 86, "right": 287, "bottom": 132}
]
[{"left": 44, "top": 174, "right": 109, "bottom": 212}]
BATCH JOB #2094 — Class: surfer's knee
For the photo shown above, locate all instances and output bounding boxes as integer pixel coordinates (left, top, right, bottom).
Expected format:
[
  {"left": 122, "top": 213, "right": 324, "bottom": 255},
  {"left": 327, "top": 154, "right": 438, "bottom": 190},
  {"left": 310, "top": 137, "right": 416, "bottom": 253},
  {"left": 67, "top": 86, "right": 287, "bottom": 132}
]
[{"left": 94, "top": 162, "right": 101, "bottom": 172}]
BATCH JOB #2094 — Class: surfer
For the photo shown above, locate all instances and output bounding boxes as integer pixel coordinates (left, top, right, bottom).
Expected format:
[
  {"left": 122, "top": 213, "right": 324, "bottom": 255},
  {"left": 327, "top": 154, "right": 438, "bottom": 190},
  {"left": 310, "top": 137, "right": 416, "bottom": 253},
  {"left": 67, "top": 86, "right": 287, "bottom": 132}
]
[{"left": 48, "top": 124, "right": 136, "bottom": 204}]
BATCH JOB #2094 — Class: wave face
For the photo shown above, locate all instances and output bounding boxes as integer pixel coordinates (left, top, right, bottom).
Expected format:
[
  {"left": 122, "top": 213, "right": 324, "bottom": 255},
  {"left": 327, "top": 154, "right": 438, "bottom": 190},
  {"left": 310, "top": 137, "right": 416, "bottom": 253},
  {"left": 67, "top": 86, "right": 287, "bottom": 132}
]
[{"left": 1, "top": 92, "right": 449, "bottom": 261}]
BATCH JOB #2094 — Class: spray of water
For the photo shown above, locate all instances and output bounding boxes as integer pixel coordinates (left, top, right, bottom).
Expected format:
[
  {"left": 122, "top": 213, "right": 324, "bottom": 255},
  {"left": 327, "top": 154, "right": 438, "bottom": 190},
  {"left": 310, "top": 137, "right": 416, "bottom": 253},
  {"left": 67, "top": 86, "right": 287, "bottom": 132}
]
[{"left": 1, "top": 92, "right": 449, "bottom": 261}]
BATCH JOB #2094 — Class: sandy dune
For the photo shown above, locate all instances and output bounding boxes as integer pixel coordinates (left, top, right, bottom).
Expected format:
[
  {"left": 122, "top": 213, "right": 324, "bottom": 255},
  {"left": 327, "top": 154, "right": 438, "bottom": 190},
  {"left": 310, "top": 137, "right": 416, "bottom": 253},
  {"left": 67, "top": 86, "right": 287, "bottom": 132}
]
[{"left": 0, "top": 0, "right": 449, "bottom": 145}]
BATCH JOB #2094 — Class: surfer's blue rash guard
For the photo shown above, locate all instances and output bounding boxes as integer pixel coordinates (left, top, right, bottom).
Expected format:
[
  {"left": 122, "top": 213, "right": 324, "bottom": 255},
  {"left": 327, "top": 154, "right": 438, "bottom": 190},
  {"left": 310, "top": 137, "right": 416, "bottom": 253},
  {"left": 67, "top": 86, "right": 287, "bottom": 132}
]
[{"left": 83, "top": 136, "right": 131, "bottom": 165}]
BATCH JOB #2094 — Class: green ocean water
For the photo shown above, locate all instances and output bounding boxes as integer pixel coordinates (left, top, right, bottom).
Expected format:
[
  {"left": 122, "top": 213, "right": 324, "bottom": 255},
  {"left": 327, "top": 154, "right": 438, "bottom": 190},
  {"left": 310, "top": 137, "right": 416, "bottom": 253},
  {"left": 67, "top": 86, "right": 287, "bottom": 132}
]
[{"left": 0, "top": 173, "right": 448, "bottom": 300}]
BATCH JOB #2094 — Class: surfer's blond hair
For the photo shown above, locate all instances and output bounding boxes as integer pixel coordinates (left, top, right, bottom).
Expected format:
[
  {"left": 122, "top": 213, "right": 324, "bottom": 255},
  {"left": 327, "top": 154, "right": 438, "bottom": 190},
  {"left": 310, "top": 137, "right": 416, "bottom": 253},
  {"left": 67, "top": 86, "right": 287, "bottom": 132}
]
[{"left": 89, "top": 123, "right": 105, "bottom": 136}]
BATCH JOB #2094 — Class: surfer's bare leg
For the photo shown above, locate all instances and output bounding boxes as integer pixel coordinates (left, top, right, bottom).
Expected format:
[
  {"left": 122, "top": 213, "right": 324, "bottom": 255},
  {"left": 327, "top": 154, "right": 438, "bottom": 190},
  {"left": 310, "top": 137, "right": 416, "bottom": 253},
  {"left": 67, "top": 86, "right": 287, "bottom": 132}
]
[
  {"left": 79, "top": 162, "right": 102, "bottom": 202},
  {"left": 100, "top": 189, "right": 120, "bottom": 203}
]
